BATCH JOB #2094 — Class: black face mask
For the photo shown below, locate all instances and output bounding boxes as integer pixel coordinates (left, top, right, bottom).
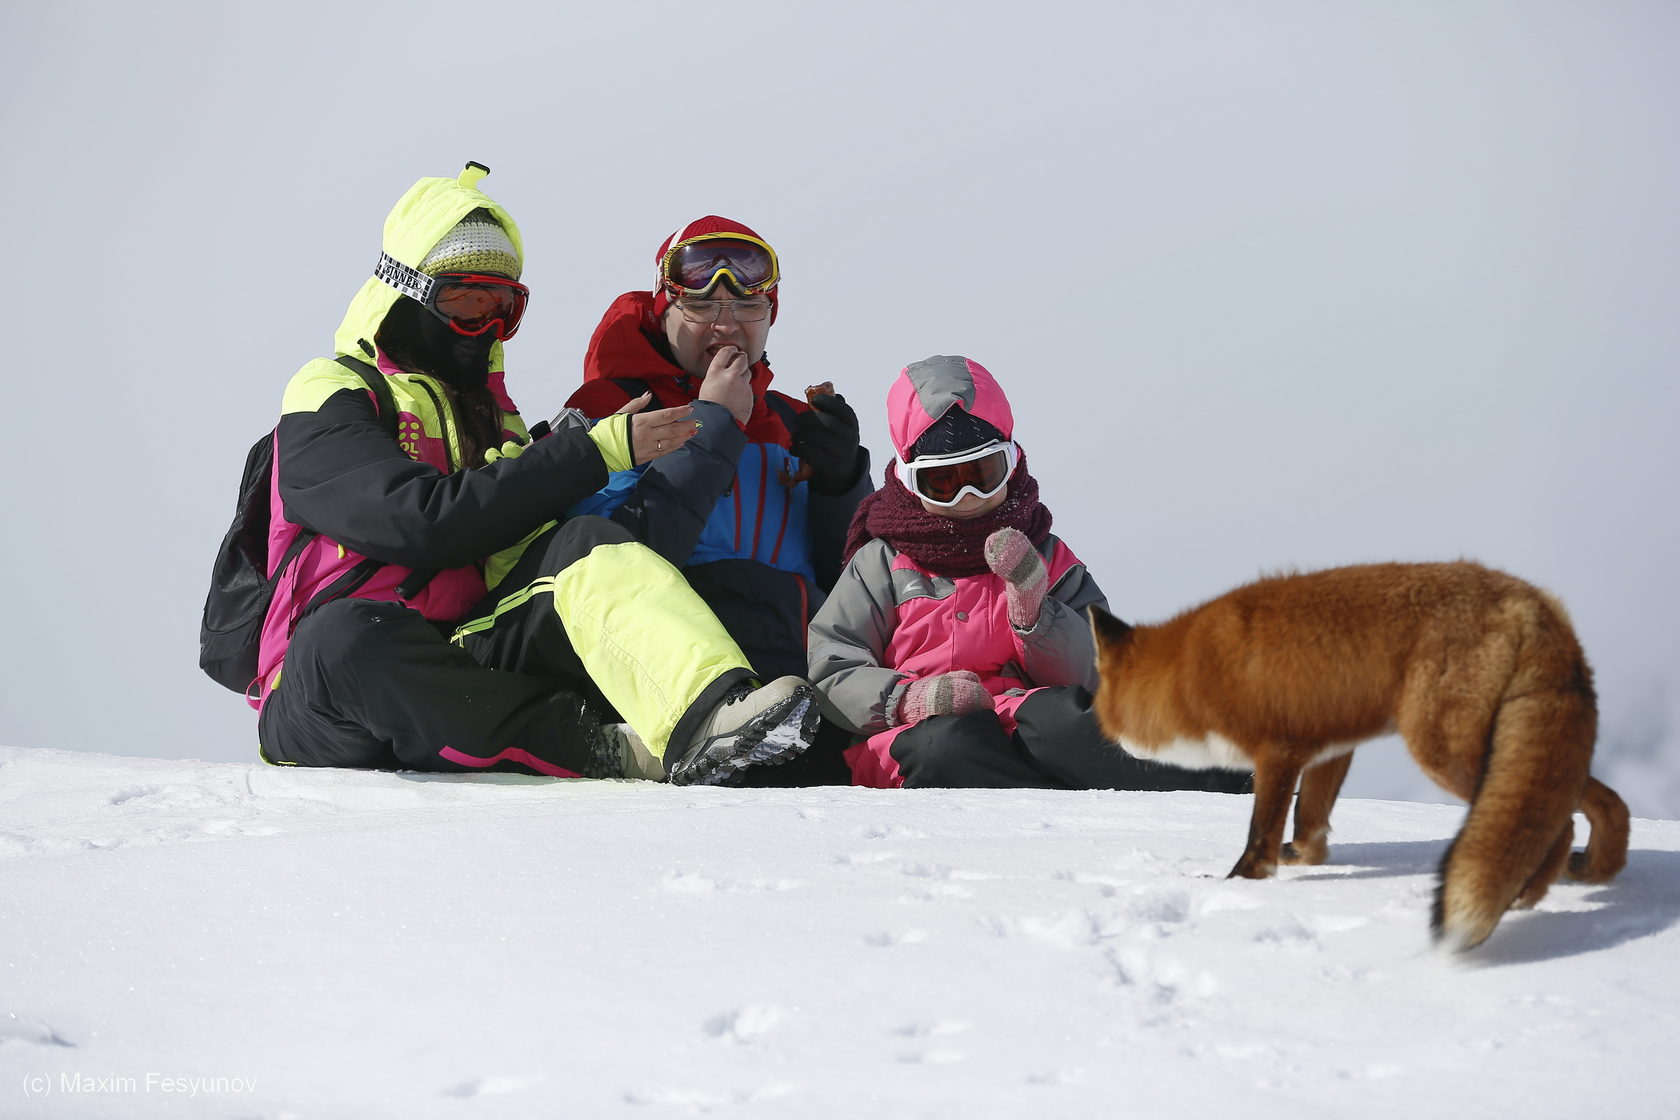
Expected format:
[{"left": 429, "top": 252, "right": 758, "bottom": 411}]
[{"left": 376, "top": 297, "right": 495, "bottom": 389}]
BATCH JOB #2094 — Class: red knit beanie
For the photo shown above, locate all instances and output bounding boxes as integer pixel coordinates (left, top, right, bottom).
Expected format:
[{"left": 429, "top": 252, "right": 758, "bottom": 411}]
[{"left": 651, "top": 215, "right": 780, "bottom": 325}]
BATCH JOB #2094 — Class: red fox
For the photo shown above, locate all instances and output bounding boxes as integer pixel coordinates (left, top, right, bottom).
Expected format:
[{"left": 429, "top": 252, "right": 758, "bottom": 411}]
[{"left": 1088, "top": 561, "right": 1629, "bottom": 951}]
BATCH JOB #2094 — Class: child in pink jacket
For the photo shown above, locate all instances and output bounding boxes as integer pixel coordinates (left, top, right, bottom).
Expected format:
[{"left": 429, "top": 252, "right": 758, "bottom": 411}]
[{"left": 808, "top": 355, "right": 1248, "bottom": 792}]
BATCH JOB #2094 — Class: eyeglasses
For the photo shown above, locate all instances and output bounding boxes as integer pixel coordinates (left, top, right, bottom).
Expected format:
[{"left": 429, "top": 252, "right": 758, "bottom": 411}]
[
  {"left": 671, "top": 297, "right": 773, "bottom": 324},
  {"left": 425, "top": 273, "right": 530, "bottom": 340},
  {"left": 901, "top": 440, "right": 1019, "bottom": 507},
  {"left": 659, "top": 233, "right": 780, "bottom": 299}
]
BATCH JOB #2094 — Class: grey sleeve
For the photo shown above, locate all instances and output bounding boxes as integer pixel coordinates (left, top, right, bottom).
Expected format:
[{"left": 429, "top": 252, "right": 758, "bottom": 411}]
[
  {"left": 1015, "top": 550, "right": 1109, "bottom": 691},
  {"left": 807, "top": 539, "right": 908, "bottom": 735}
]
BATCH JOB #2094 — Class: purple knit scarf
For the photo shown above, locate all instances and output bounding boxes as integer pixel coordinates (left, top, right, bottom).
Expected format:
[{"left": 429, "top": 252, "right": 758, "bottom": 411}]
[{"left": 843, "top": 451, "right": 1053, "bottom": 577}]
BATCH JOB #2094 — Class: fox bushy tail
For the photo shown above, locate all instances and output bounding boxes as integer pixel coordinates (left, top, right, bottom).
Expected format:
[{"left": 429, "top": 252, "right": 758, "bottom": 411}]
[{"left": 1431, "top": 683, "right": 1597, "bottom": 952}]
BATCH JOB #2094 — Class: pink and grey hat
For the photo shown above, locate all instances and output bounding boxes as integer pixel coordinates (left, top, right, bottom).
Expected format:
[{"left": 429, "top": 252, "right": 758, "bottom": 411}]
[{"left": 886, "top": 355, "right": 1016, "bottom": 462}]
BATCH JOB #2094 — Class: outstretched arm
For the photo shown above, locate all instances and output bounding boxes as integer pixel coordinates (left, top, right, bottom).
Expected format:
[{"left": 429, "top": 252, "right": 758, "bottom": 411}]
[{"left": 276, "top": 381, "right": 608, "bottom": 570}]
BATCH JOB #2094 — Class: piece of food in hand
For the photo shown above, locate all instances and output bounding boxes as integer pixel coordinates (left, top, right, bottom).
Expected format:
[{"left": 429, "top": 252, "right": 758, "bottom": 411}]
[{"left": 779, "top": 383, "right": 838, "bottom": 486}]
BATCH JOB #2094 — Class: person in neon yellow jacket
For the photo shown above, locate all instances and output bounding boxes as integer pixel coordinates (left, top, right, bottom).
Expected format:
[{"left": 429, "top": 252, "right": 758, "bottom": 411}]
[{"left": 254, "top": 163, "right": 816, "bottom": 784}]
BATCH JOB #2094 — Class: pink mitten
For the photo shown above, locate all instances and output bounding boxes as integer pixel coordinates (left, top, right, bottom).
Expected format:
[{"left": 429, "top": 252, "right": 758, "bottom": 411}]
[
  {"left": 892, "top": 671, "right": 995, "bottom": 726},
  {"left": 985, "top": 527, "right": 1048, "bottom": 630}
]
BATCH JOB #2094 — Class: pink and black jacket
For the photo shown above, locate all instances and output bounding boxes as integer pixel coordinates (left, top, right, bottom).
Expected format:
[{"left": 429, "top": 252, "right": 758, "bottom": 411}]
[{"left": 253, "top": 347, "right": 612, "bottom": 711}]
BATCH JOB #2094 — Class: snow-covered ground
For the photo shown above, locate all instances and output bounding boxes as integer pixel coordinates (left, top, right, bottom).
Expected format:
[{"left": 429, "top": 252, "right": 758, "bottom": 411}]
[{"left": 3, "top": 745, "right": 1677, "bottom": 1119}]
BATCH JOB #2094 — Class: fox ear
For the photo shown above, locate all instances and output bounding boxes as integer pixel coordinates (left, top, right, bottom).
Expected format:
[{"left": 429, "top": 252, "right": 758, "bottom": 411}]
[{"left": 1088, "top": 606, "right": 1134, "bottom": 651}]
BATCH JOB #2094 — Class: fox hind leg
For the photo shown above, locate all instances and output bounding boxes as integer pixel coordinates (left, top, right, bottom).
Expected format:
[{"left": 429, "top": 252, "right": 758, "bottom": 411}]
[
  {"left": 1281, "top": 752, "right": 1354, "bottom": 866},
  {"left": 1567, "top": 777, "right": 1630, "bottom": 883}
]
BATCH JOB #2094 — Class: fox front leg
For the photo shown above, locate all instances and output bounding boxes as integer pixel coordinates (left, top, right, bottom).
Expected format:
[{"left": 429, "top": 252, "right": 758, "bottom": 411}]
[{"left": 1228, "top": 750, "right": 1304, "bottom": 880}]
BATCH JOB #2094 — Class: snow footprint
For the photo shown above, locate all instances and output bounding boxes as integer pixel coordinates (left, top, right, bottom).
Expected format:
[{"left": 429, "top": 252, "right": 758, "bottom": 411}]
[
  {"left": 1017, "top": 909, "right": 1114, "bottom": 949},
  {"left": 662, "top": 871, "right": 801, "bottom": 894},
  {"left": 109, "top": 784, "right": 166, "bottom": 806},
  {"left": 862, "top": 928, "right": 928, "bottom": 948},
  {"left": 1106, "top": 944, "right": 1219, "bottom": 1003},
  {"left": 625, "top": 1083, "right": 795, "bottom": 1111},
  {"left": 895, "top": 1020, "right": 970, "bottom": 1066},
  {"left": 443, "top": 1074, "right": 543, "bottom": 1097},
  {"left": 0, "top": 1015, "right": 75, "bottom": 1048},
  {"left": 897, "top": 861, "right": 990, "bottom": 902},
  {"left": 1126, "top": 887, "right": 1194, "bottom": 927},
  {"left": 1026, "top": 1066, "right": 1088, "bottom": 1086},
  {"left": 834, "top": 850, "right": 901, "bottom": 866},
  {"left": 976, "top": 909, "right": 1118, "bottom": 949},
  {"left": 861, "top": 823, "right": 931, "bottom": 840},
  {"left": 896, "top": 1020, "right": 970, "bottom": 1039},
  {"left": 704, "top": 1004, "right": 784, "bottom": 1045}
]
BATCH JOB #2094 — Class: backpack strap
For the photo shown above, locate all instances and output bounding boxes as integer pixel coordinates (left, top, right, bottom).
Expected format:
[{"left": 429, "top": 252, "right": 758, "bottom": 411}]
[{"left": 334, "top": 354, "right": 399, "bottom": 438}]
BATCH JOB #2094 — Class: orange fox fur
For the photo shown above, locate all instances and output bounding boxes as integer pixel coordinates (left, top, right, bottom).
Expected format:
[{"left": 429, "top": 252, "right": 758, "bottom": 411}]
[{"left": 1089, "top": 561, "right": 1629, "bottom": 951}]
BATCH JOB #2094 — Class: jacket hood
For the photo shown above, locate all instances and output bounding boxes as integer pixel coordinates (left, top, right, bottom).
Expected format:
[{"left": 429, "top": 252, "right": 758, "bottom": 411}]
[
  {"left": 886, "top": 355, "right": 1015, "bottom": 461},
  {"left": 583, "top": 291, "right": 683, "bottom": 382},
  {"left": 332, "top": 164, "right": 525, "bottom": 371}
]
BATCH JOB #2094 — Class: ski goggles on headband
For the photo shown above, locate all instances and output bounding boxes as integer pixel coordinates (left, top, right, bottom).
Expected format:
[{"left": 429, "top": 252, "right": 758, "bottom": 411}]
[
  {"left": 374, "top": 253, "right": 530, "bottom": 340},
  {"left": 900, "top": 440, "right": 1020, "bottom": 507},
  {"left": 658, "top": 234, "right": 780, "bottom": 299}
]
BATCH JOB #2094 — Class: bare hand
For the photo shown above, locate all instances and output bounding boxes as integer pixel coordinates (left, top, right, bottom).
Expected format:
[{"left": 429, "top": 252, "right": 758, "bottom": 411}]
[
  {"left": 697, "top": 346, "right": 754, "bottom": 426},
  {"left": 620, "top": 392, "right": 700, "bottom": 463}
]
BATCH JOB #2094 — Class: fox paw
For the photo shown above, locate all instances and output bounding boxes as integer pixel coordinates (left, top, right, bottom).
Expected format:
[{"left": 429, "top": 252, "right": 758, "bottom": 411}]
[{"left": 1226, "top": 857, "right": 1277, "bottom": 880}]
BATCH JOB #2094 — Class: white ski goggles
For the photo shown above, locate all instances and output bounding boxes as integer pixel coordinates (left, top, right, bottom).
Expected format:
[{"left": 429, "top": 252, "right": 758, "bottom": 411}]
[{"left": 899, "top": 440, "right": 1019, "bottom": 507}]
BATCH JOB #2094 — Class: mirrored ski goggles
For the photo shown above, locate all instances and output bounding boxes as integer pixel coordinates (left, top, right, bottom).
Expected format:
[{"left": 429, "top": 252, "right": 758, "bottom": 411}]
[
  {"left": 659, "top": 234, "right": 780, "bottom": 299},
  {"left": 901, "top": 440, "right": 1019, "bottom": 507},
  {"left": 425, "top": 273, "right": 530, "bottom": 340}
]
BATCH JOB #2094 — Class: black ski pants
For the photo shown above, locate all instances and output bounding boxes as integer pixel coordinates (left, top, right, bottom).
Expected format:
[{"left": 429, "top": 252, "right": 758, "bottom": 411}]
[
  {"left": 257, "top": 517, "right": 747, "bottom": 776},
  {"left": 888, "top": 686, "right": 1253, "bottom": 793}
]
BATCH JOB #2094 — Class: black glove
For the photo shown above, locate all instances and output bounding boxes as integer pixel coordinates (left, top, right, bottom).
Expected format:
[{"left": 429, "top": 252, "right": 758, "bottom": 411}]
[{"left": 789, "top": 391, "right": 862, "bottom": 495}]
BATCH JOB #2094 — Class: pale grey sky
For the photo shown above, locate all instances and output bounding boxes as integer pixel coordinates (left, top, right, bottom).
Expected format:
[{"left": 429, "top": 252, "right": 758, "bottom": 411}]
[{"left": 4, "top": 1, "right": 1676, "bottom": 813}]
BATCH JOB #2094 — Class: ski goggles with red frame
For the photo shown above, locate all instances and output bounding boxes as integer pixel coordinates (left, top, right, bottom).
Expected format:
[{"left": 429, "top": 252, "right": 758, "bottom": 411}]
[
  {"left": 658, "top": 233, "right": 780, "bottom": 299},
  {"left": 425, "top": 274, "right": 529, "bottom": 339},
  {"left": 901, "top": 440, "right": 1020, "bottom": 507},
  {"left": 374, "top": 252, "right": 530, "bottom": 340}
]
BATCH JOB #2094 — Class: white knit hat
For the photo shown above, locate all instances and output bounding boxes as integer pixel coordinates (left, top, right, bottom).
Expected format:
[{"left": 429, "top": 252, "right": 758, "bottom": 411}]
[{"left": 418, "top": 209, "right": 521, "bottom": 279}]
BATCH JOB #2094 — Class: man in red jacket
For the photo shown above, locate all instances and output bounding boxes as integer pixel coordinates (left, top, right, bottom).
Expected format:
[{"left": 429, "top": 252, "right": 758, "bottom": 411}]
[{"left": 564, "top": 218, "right": 873, "bottom": 783}]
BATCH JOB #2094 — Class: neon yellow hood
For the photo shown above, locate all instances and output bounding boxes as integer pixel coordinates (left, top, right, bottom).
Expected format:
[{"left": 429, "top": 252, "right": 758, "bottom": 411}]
[{"left": 332, "top": 163, "right": 525, "bottom": 370}]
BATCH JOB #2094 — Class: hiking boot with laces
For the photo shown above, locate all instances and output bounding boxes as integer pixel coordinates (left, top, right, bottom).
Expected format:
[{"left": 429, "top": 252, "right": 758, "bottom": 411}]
[{"left": 666, "top": 676, "right": 819, "bottom": 787}]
